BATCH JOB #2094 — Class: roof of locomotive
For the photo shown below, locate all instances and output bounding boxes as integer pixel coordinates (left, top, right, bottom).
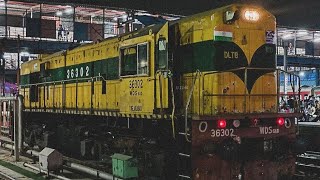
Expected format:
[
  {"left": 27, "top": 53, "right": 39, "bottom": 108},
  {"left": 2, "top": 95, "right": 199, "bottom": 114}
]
[
  {"left": 63, "top": 22, "right": 165, "bottom": 54},
  {"left": 21, "top": 4, "right": 274, "bottom": 66},
  {"left": 21, "top": 50, "right": 65, "bottom": 66},
  {"left": 169, "top": 4, "right": 274, "bottom": 26},
  {"left": 21, "top": 22, "right": 166, "bottom": 65}
]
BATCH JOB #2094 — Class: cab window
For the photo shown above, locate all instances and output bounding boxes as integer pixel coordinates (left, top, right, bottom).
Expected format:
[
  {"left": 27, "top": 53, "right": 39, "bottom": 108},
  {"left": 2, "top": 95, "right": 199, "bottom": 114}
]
[
  {"left": 157, "top": 38, "right": 168, "bottom": 69},
  {"left": 120, "top": 43, "right": 149, "bottom": 76}
]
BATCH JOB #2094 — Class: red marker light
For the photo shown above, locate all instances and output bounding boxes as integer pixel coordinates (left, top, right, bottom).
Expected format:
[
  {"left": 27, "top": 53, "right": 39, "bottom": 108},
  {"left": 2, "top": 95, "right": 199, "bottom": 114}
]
[
  {"left": 276, "top": 117, "right": 285, "bottom": 126},
  {"left": 217, "top": 119, "right": 227, "bottom": 128}
]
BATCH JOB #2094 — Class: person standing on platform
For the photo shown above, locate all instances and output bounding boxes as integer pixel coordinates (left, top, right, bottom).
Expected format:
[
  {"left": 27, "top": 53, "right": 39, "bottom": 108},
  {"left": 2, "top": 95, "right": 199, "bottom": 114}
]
[{"left": 57, "top": 24, "right": 64, "bottom": 41}]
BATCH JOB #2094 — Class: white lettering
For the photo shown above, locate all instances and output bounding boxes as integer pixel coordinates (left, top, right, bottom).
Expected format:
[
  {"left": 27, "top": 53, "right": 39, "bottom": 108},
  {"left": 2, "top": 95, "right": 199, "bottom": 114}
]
[
  {"left": 198, "top": 121, "right": 208, "bottom": 133},
  {"left": 86, "top": 66, "right": 90, "bottom": 76},
  {"left": 259, "top": 126, "right": 279, "bottom": 135},
  {"left": 211, "top": 129, "right": 234, "bottom": 137},
  {"left": 80, "top": 67, "right": 84, "bottom": 77}
]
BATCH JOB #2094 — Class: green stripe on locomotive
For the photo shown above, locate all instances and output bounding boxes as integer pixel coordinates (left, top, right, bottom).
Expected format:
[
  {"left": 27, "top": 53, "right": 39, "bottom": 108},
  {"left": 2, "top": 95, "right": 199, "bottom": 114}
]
[{"left": 20, "top": 57, "right": 119, "bottom": 86}]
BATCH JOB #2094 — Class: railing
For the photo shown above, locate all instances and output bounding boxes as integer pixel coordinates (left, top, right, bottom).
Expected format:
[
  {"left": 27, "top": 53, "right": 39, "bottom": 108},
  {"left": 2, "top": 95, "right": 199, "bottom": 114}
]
[
  {"left": 20, "top": 75, "right": 109, "bottom": 111},
  {"left": 200, "top": 67, "right": 300, "bottom": 115},
  {"left": 156, "top": 70, "right": 176, "bottom": 138},
  {"left": 184, "top": 70, "right": 201, "bottom": 142},
  {"left": 0, "top": 25, "right": 117, "bottom": 43}
]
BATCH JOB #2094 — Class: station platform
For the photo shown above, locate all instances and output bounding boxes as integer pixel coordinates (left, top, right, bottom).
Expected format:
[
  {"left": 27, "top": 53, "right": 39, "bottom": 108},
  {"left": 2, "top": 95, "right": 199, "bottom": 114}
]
[
  {"left": 299, "top": 122, "right": 320, "bottom": 127},
  {"left": 0, "top": 148, "right": 44, "bottom": 179},
  {"left": 298, "top": 121, "right": 320, "bottom": 135},
  {"left": 297, "top": 121, "right": 320, "bottom": 152}
]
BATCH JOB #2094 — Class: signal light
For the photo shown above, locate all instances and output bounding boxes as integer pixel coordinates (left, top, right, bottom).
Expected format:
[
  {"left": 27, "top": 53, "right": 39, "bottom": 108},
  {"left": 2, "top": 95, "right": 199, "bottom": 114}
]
[
  {"left": 276, "top": 117, "right": 285, "bottom": 126},
  {"left": 217, "top": 119, "right": 227, "bottom": 128}
]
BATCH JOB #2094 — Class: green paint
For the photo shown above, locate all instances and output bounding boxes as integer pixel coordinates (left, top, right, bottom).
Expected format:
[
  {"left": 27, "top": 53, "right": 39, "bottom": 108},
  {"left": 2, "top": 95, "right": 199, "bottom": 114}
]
[
  {"left": 214, "top": 36, "right": 233, "bottom": 42},
  {"left": 20, "top": 75, "right": 30, "bottom": 85},
  {"left": 20, "top": 57, "right": 119, "bottom": 86},
  {"left": 176, "top": 40, "right": 248, "bottom": 73},
  {"left": 0, "top": 160, "right": 45, "bottom": 180},
  {"left": 175, "top": 40, "right": 276, "bottom": 93}
]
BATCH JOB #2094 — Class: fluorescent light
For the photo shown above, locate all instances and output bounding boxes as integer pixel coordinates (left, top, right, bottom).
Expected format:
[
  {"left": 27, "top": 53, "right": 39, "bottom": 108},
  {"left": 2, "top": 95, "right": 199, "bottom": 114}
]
[
  {"left": 3, "top": 54, "right": 11, "bottom": 59},
  {"left": 299, "top": 71, "right": 305, "bottom": 77},
  {"left": 64, "top": 8, "right": 73, "bottom": 14},
  {"left": 282, "top": 34, "right": 293, "bottom": 40},
  {"left": 21, "top": 52, "right": 30, "bottom": 56},
  {"left": 297, "top": 30, "right": 308, "bottom": 35},
  {"left": 56, "top": 11, "right": 63, "bottom": 16},
  {"left": 122, "top": 14, "right": 128, "bottom": 19}
]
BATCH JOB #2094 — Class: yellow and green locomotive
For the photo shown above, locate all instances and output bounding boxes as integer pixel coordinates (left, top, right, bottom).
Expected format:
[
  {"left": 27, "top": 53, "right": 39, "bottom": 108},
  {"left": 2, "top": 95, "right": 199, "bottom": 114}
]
[{"left": 20, "top": 4, "right": 301, "bottom": 180}]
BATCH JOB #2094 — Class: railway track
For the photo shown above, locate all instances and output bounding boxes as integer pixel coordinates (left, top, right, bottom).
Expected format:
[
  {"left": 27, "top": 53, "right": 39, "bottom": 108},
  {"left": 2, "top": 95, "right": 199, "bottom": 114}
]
[
  {"left": 0, "top": 172, "right": 15, "bottom": 180},
  {"left": 296, "top": 151, "right": 320, "bottom": 179}
]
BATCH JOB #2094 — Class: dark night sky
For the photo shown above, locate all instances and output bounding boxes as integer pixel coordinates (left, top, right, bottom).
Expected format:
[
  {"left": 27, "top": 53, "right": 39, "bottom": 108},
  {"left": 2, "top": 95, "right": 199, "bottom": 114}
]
[{"left": 19, "top": 0, "right": 320, "bottom": 28}]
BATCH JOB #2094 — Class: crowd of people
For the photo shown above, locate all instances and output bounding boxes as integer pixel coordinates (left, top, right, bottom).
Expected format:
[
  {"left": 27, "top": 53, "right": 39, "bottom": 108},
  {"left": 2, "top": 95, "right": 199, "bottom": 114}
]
[
  {"left": 280, "top": 95, "right": 320, "bottom": 122},
  {"left": 284, "top": 95, "right": 320, "bottom": 121}
]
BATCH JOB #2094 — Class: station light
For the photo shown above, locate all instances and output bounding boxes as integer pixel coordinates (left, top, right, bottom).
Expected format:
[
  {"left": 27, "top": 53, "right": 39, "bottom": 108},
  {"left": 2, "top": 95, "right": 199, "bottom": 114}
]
[
  {"left": 297, "top": 30, "right": 308, "bottom": 35},
  {"left": 276, "top": 117, "right": 285, "bottom": 126},
  {"left": 217, "top": 119, "right": 227, "bottom": 128},
  {"left": 244, "top": 10, "right": 260, "bottom": 21},
  {"left": 299, "top": 71, "right": 305, "bottom": 77},
  {"left": 122, "top": 14, "right": 128, "bottom": 19},
  {"left": 282, "top": 34, "right": 293, "bottom": 40},
  {"left": 64, "top": 8, "right": 74, "bottom": 15},
  {"left": 21, "top": 51, "right": 30, "bottom": 56},
  {"left": 56, "top": 11, "right": 63, "bottom": 16}
]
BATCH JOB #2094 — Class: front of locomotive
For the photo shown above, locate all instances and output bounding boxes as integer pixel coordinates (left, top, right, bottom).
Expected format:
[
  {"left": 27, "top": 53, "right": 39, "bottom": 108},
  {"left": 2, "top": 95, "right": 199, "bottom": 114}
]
[{"left": 191, "top": 5, "right": 301, "bottom": 180}]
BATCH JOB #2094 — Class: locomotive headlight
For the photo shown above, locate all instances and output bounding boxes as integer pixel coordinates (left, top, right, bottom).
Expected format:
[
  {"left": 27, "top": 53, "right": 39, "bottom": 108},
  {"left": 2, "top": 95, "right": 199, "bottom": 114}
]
[
  {"left": 244, "top": 10, "right": 260, "bottom": 21},
  {"left": 233, "top": 120, "right": 240, "bottom": 128}
]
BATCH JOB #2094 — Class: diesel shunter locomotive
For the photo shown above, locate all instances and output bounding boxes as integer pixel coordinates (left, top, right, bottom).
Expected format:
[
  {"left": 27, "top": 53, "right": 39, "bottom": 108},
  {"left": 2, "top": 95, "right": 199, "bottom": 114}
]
[{"left": 20, "top": 4, "right": 301, "bottom": 180}]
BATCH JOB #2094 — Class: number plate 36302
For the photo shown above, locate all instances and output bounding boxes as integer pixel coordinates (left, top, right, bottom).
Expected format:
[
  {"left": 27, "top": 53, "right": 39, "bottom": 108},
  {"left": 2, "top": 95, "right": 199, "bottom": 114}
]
[{"left": 210, "top": 129, "right": 235, "bottom": 137}]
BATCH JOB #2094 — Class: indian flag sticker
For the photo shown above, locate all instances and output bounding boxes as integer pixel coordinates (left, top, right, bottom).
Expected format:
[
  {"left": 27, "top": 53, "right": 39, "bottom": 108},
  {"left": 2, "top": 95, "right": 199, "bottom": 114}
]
[{"left": 214, "top": 30, "right": 233, "bottom": 41}]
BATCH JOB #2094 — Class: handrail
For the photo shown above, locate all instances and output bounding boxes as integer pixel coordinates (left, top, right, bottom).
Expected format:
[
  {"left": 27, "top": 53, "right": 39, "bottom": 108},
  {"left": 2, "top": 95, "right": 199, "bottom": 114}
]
[
  {"left": 20, "top": 75, "right": 107, "bottom": 87},
  {"left": 156, "top": 70, "right": 176, "bottom": 138},
  {"left": 184, "top": 70, "right": 201, "bottom": 142}
]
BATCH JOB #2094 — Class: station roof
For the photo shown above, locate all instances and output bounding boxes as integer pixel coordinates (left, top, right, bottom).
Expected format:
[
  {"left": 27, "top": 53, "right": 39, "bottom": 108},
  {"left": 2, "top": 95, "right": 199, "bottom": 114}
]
[{"left": 6, "top": 0, "right": 320, "bottom": 28}]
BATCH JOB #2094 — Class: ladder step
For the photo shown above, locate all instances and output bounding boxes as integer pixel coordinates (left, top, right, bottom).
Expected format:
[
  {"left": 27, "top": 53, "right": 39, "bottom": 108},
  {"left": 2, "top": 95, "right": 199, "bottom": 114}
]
[
  {"left": 178, "top": 132, "right": 190, "bottom": 136},
  {"left": 179, "top": 153, "right": 190, "bottom": 157},
  {"left": 178, "top": 174, "right": 191, "bottom": 179}
]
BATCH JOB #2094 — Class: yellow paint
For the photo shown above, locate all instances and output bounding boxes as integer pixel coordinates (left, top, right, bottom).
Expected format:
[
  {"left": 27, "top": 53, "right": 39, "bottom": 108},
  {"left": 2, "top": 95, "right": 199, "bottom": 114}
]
[
  {"left": 20, "top": 4, "right": 276, "bottom": 118},
  {"left": 177, "top": 4, "right": 276, "bottom": 115}
]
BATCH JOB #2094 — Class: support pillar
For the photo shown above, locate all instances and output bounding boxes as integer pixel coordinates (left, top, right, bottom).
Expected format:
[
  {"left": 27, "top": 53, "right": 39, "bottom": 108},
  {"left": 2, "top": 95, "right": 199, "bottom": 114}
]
[
  {"left": 4, "top": 0, "right": 8, "bottom": 38},
  {"left": 283, "top": 46, "right": 288, "bottom": 96},
  {"left": 14, "top": 100, "right": 19, "bottom": 161},
  {"left": 316, "top": 69, "right": 320, "bottom": 86}
]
